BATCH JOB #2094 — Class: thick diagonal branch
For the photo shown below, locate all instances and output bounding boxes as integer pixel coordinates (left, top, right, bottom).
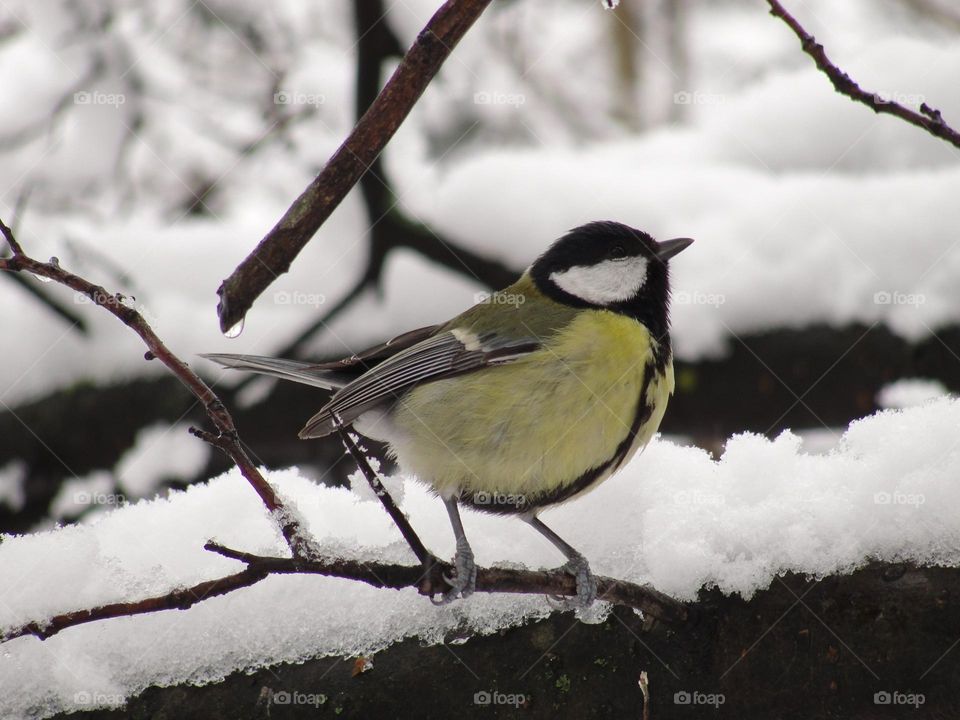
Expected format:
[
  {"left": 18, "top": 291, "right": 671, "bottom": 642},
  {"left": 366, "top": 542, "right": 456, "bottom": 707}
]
[{"left": 215, "top": 0, "right": 494, "bottom": 333}]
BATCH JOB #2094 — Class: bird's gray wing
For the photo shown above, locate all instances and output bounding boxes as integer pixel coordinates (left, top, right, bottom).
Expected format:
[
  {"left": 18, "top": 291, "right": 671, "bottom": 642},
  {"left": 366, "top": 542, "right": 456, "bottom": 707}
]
[
  {"left": 200, "top": 324, "right": 443, "bottom": 390},
  {"left": 200, "top": 353, "right": 356, "bottom": 390},
  {"left": 308, "top": 324, "right": 442, "bottom": 370},
  {"left": 300, "top": 329, "right": 541, "bottom": 438}
]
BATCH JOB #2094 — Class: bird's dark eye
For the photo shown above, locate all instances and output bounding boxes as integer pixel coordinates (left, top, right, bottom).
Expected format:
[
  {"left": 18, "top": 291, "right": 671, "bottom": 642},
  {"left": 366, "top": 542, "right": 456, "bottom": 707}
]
[{"left": 609, "top": 245, "right": 626, "bottom": 260}]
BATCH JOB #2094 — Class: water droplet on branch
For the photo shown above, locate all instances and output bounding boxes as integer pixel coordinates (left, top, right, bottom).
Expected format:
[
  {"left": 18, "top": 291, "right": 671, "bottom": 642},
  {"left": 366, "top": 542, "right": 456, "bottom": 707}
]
[{"left": 224, "top": 318, "right": 244, "bottom": 338}]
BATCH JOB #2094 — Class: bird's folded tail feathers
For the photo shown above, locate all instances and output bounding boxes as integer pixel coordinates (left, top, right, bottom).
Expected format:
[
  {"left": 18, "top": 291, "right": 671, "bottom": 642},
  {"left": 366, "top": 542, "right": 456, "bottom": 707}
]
[{"left": 199, "top": 353, "right": 352, "bottom": 390}]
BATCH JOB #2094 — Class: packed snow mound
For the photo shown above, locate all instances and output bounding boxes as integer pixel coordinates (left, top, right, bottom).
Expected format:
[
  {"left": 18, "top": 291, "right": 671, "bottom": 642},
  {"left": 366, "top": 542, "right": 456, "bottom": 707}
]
[{"left": 3, "top": 397, "right": 960, "bottom": 717}]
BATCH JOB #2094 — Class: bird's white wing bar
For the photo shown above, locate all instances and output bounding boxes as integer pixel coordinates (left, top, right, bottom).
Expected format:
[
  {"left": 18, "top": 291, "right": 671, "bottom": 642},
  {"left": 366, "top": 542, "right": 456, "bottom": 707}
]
[{"left": 300, "top": 330, "right": 540, "bottom": 438}]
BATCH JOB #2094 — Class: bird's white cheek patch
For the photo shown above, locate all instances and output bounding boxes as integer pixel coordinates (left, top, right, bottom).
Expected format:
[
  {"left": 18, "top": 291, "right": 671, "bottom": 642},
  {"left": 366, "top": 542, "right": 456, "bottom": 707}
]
[{"left": 549, "top": 256, "right": 648, "bottom": 304}]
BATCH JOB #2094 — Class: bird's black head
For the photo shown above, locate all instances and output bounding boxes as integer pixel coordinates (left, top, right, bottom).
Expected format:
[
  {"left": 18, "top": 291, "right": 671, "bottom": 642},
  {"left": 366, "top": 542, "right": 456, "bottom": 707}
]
[{"left": 529, "top": 221, "right": 693, "bottom": 343}]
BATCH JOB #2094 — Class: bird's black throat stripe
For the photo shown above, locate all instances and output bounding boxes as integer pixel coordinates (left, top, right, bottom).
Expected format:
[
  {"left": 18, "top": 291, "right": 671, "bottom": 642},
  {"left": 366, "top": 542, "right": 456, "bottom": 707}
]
[
  {"left": 649, "top": 335, "right": 670, "bottom": 376},
  {"left": 461, "top": 361, "right": 661, "bottom": 516}
]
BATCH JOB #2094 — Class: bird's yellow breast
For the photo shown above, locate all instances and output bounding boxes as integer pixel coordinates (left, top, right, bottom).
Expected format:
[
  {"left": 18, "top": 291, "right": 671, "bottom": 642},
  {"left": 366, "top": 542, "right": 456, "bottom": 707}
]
[{"left": 389, "top": 310, "right": 674, "bottom": 505}]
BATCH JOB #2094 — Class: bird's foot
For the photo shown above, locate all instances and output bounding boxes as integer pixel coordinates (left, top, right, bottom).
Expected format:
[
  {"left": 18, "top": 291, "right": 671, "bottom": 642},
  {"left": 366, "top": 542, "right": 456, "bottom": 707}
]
[
  {"left": 431, "top": 536, "right": 476, "bottom": 605},
  {"left": 548, "top": 553, "right": 597, "bottom": 610}
]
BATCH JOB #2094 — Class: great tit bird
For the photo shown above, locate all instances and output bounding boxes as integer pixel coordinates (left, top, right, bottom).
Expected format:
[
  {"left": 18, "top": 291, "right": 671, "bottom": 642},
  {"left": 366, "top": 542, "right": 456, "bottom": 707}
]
[{"left": 204, "top": 221, "right": 692, "bottom": 606}]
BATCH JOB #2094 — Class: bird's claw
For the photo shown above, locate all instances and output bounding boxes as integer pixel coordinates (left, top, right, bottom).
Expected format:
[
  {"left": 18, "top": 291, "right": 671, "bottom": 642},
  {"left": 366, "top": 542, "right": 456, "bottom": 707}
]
[
  {"left": 431, "top": 537, "right": 476, "bottom": 605},
  {"left": 547, "top": 553, "right": 597, "bottom": 610}
]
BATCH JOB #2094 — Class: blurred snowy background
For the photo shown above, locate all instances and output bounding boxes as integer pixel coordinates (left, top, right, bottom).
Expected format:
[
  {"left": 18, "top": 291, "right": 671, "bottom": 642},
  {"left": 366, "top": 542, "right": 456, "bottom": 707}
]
[
  {"left": 1, "top": 0, "right": 960, "bottom": 714},
  {"left": 1, "top": 0, "right": 959, "bottom": 543},
  {"left": 2, "top": 0, "right": 959, "bottom": 398}
]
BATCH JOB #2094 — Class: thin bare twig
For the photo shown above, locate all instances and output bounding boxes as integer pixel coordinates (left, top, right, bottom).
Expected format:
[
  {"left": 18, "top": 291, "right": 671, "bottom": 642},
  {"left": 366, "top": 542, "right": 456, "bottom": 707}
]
[
  {"left": 766, "top": 0, "right": 960, "bottom": 150},
  {"left": 198, "top": 542, "right": 686, "bottom": 623},
  {"left": 215, "top": 0, "right": 494, "bottom": 334},
  {"left": 0, "top": 188, "right": 89, "bottom": 333},
  {"left": 1, "top": 271, "right": 89, "bottom": 333},
  {"left": 336, "top": 422, "right": 434, "bottom": 566},
  {"left": 3, "top": 567, "right": 270, "bottom": 642},
  {"left": 1, "top": 541, "right": 685, "bottom": 643},
  {"left": 0, "top": 219, "right": 309, "bottom": 557}
]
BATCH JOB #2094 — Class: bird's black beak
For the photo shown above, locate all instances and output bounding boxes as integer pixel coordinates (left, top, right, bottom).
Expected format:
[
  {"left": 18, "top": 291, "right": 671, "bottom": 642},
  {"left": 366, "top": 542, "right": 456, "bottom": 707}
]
[{"left": 656, "top": 237, "right": 694, "bottom": 262}]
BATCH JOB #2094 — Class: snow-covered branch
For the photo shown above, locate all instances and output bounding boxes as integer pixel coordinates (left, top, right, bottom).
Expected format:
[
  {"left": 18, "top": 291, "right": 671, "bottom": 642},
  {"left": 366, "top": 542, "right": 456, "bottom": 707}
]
[{"left": 0, "top": 538, "right": 684, "bottom": 644}]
